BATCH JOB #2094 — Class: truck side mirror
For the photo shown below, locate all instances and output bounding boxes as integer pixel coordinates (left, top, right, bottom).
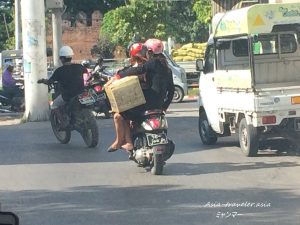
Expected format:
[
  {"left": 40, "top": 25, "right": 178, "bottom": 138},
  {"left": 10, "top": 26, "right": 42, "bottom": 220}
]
[{"left": 196, "top": 59, "right": 204, "bottom": 71}]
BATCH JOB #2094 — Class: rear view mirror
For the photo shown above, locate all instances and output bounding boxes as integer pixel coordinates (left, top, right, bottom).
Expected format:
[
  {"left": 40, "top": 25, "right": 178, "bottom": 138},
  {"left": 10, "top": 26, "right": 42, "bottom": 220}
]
[
  {"left": 196, "top": 59, "right": 204, "bottom": 71},
  {"left": 0, "top": 212, "right": 19, "bottom": 225}
]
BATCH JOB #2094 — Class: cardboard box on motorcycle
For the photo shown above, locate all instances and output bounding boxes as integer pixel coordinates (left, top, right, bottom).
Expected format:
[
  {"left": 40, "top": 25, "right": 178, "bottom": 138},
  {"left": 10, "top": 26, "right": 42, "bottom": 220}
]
[{"left": 105, "top": 76, "right": 146, "bottom": 113}]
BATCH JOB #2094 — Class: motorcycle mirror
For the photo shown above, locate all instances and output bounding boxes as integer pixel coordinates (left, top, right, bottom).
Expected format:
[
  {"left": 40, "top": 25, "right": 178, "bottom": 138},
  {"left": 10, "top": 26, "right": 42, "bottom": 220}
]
[{"left": 0, "top": 212, "right": 19, "bottom": 225}]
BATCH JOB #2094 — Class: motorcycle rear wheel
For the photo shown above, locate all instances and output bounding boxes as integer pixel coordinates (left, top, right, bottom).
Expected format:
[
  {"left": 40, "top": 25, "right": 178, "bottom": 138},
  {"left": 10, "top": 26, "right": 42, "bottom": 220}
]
[
  {"left": 81, "top": 110, "right": 99, "bottom": 148},
  {"left": 50, "top": 110, "right": 71, "bottom": 144},
  {"left": 151, "top": 154, "right": 164, "bottom": 175}
]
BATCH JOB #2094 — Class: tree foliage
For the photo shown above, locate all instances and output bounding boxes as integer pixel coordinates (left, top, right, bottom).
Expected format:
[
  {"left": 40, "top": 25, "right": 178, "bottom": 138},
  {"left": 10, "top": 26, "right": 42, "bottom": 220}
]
[
  {"left": 193, "top": 0, "right": 212, "bottom": 24},
  {"left": 101, "top": 0, "right": 170, "bottom": 46},
  {"left": 168, "top": 0, "right": 209, "bottom": 43},
  {"left": 0, "top": 0, "right": 14, "bottom": 51},
  {"left": 101, "top": 0, "right": 211, "bottom": 47}
]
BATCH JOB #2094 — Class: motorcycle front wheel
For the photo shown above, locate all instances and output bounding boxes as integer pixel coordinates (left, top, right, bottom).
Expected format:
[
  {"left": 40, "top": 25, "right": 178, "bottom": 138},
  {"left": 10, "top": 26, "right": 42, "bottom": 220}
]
[
  {"left": 81, "top": 109, "right": 99, "bottom": 148},
  {"left": 50, "top": 110, "right": 71, "bottom": 144}
]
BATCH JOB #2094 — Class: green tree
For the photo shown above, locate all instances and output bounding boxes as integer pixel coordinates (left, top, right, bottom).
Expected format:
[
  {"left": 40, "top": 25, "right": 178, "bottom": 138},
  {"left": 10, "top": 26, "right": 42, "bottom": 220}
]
[
  {"left": 193, "top": 0, "right": 212, "bottom": 24},
  {"left": 168, "top": 0, "right": 209, "bottom": 43},
  {"left": 0, "top": 0, "right": 14, "bottom": 50},
  {"left": 101, "top": 0, "right": 170, "bottom": 46},
  {"left": 101, "top": 0, "right": 211, "bottom": 47}
]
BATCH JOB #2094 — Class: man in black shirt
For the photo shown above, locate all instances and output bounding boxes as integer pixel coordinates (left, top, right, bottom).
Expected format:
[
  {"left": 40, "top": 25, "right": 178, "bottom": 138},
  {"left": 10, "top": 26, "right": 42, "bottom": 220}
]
[{"left": 38, "top": 45, "right": 85, "bottom": 109}]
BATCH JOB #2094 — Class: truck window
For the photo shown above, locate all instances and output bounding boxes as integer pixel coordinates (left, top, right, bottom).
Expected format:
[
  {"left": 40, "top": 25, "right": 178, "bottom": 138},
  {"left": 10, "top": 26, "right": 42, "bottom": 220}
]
[
  {"left": 280, "top": 34, "right": 297, "bottom": 53},
  {"left": 232, "top": 33, "right": 297, "bottom": 57},
  {"left": 232, "top": 39, "right": 249, "bottom": 57},
  {"left": 203, "top": 45, "right": 215, "bottom": 74}
]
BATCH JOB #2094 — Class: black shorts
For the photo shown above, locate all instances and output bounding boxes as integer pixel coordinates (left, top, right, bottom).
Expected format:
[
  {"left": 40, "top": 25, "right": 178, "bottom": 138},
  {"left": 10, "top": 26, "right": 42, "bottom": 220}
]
[{"left": 120, "top": 105, "right": 145, "bottom": 122}]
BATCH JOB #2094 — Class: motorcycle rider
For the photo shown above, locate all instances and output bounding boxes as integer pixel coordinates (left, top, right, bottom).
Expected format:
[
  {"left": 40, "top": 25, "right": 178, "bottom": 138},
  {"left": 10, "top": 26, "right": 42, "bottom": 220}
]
[
  {"left": 1, "top": 61, "right": 24, "bottom": 111},
  {"left": 107, "top": 39, "right": 174, "bottom": 153},
  {"left": 93, "top": 56, "right": 104, "bottom": 72},
  {"left": 81, "top": 60, "right": 92, "bottom": 86},
  {"left": 37, "top": 45, "right": 85, "bottom": 125},
  {"left": 2, "top": 61, "right": 23, "bottom": 100}
]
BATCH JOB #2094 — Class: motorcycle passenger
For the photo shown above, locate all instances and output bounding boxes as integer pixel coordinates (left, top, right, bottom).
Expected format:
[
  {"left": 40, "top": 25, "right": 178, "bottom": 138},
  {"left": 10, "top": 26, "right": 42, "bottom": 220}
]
[
  {"left": 37, "top": 45, "right": 85, "bottom": 123},
  {"left": 119, "top": 38, "right": 174, "bottom": 112},
  {"left": 2, "top": 61, "right": 23, "bottom": 100},
  {"left": 107, "top": 39, "right": 174, "bottom": 153},
  {"left": 107, "top": 43, "right": 148, "bottom": 152}
]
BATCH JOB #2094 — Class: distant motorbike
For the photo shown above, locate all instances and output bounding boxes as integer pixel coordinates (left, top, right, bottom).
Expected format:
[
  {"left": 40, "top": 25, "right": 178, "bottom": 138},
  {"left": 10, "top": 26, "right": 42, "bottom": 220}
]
[
  {"left": 129, "top": 109, "right": 175, "bottom": 175},
  {"left": 87, "top": 67, "right": 112, "bottom": 119},
  {"left": 40, "top": 81, "right": 100, "bottom": 148},
  {"left": 0, "top": 84, "right": 24, "bottom": 113}
]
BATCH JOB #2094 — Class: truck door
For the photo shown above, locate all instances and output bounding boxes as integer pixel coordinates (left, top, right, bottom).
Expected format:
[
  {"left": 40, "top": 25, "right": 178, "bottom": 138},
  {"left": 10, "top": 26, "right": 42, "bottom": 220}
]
[{"left": 199, "top": 44, "right": 222, "bottom": 133}]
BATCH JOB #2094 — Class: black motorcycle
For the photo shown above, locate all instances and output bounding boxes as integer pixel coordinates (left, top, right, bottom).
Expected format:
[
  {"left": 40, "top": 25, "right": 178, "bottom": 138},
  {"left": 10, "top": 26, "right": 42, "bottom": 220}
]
[
  {"left": 44, "top": 82, "right": 100, "bottom": 148},
  {"left": 0, "top": 85, "right": 24, "bottom": 113},
  {"left": 130, "top": 109, "right": 175, "bottom": 175},
  {"left": 88, "top": 67, "right": 112, "bottom": 119}
]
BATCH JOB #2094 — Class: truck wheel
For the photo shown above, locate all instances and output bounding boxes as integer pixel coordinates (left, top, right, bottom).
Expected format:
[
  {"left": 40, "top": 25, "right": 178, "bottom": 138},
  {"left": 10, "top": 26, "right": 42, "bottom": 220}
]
[
  {"left": 172, "top": 86, "right": 184, "bottom": 103},
  {"left": 198, "top": 111, "right": 217, "bottom": 145},
  {"left": 238, "top": 118, "right": 259, "bottom": 157}
]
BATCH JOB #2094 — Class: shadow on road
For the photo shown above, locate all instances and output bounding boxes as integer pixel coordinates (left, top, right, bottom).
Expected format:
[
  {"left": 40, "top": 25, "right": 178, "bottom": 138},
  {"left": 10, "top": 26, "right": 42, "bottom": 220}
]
[
  {"left": 0, "top": 185, "right": 299, "bottom": 225},
  {"left": 165, "top": 161, "right": 300, "bottom": 176},
  {"left": 0, "top": 116, "right": 299, "bottom": 166}
]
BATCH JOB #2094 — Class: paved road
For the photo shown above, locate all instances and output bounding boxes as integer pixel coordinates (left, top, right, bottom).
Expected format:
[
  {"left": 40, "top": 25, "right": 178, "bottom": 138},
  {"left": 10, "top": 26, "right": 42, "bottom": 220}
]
[{"left": 0, "top": 102, "right": 300, "bottom": 225}]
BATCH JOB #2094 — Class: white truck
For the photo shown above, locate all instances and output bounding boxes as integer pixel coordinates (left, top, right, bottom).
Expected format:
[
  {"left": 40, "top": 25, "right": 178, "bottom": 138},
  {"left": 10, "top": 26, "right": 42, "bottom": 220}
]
[{"left": 197, "top": 2, "right": 300, "bottom": 156}]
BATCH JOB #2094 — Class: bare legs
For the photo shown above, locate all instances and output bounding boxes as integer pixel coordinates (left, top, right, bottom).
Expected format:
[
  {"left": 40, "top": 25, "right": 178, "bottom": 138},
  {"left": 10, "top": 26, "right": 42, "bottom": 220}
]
[
  {"left": 121, "top": 120, "right": 134, "bottom": 151},
  {"left": 109, "top": 113, "right": 125, "bottom": 149},
  {"left": 108, "top": 113, "right": 133, "bottom": 152}
]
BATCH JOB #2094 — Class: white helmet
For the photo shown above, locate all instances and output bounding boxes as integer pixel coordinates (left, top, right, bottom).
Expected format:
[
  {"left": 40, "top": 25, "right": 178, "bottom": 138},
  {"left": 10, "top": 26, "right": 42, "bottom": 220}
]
[
  {"left": 59, "top": 45, "right": 74, "bottom": 57},
  {"left": 4, "top": 61, "right": 14, "bottom": 68}
]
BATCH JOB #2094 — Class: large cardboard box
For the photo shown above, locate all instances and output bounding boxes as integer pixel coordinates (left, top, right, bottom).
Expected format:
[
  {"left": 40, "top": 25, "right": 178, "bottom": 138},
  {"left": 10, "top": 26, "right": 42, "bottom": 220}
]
[{"left": 105, "top": 76, "right": 146, "bottom": 113}]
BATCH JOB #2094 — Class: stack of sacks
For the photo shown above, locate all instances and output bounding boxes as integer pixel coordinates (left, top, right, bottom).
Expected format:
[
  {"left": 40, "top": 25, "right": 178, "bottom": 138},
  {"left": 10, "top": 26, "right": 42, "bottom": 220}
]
[{"left": 171, "top": 42, "right": 207, "bottom": 62}]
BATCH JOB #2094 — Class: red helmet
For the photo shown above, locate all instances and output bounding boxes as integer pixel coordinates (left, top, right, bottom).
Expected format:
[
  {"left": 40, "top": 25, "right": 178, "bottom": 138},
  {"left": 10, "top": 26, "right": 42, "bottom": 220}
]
[
  {"left": 129, "top": 43, "right": 147, "bottom": 59},
  {"left": 144, "top": 38, "right": 164, "bottom": 54}
]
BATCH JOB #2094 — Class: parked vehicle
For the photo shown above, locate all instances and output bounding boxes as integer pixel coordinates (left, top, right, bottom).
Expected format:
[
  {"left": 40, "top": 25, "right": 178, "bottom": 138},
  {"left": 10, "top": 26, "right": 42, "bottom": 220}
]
[
  {"left": 163, "top": 52, "right": 188, "bottom": 103},
  {"left": 129, "top": 109, "right": 175, "bottom": 175},
  {"left": 101, "top": 54, "right": 188, "bottom": 103},
  {"left": 42, "top": 81, "right": 99, "bottom": 148},
  {"left": 197, "top": 3, "right": 300, "bottom": 156}
]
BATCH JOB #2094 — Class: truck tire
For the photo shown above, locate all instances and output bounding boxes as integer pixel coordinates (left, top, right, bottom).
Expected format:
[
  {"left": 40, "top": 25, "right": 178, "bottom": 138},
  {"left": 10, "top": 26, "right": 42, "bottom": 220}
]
[
  {"left": 172, "top": 86, "right": 184, "bottom": 103},
  {"left": 198, "top": 111, "right": 217, "bottom": 145},
  {"left": 238, "top": 118, "right": 259, "bottom": 157}
]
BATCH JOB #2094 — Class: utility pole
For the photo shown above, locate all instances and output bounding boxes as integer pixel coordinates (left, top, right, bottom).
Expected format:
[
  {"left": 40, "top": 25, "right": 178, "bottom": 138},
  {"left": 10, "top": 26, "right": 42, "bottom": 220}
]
[
  {"left": 15, "top": 0, "right": 21, "bottom": 50},
  {"left": 21, "top": 0, "right": 49, "bottom": 121},
  {"left": 52, "top": 8, "right": 63, "bottom": 68}
]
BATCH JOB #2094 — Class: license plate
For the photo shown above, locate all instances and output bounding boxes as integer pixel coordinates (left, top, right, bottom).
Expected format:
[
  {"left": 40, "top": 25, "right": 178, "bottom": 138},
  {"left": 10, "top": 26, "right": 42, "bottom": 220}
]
[
  {"left": 78, "top": 93, "right": 95, "bottom": 105},
  {"left": 146, "top": 133, "right": 168, "bottom": 146},
  {"left": 96, "top": 92, "right": 106, "bottom": 101}
]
